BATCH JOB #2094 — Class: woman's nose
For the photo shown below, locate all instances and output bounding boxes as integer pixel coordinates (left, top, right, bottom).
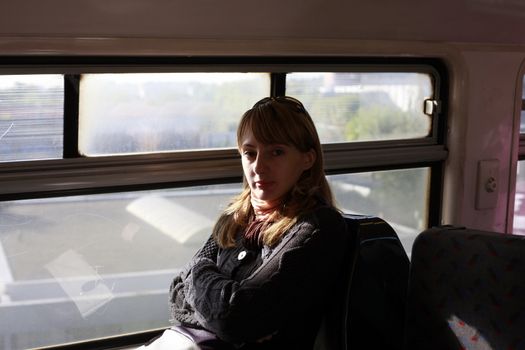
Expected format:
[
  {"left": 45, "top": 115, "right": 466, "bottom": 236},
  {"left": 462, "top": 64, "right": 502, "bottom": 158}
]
[{"left": 253, "top": 154, "right": 268, "bottom": 174}]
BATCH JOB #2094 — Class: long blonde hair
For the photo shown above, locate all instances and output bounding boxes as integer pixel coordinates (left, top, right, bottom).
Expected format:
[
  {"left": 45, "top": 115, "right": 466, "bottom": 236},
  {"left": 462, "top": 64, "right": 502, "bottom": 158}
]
[{"left": 214, "top": 96, "right": 334, "bottom": 248}]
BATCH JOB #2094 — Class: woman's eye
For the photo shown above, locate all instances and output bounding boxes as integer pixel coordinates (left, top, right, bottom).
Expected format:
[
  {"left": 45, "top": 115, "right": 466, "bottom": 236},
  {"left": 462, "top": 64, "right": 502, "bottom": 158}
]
[
  {"left": 243, "top": 151, "right": 256, "bottom": 158},
  {"left": 272, "top": 149, "right": 285, "bottom": 156}
]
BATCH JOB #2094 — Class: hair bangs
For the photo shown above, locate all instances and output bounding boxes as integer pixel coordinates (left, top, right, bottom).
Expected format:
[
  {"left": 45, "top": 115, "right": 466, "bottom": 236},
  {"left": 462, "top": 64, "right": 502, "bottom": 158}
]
[{"left": 237, "top": 102, "right": 310, "bottom": 150}]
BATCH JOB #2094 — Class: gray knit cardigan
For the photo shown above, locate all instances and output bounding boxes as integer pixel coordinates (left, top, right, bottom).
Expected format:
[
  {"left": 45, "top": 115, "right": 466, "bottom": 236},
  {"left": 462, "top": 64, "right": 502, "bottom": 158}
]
[{"left": 169, "top": 205, "right": 349, "bottom": 349}]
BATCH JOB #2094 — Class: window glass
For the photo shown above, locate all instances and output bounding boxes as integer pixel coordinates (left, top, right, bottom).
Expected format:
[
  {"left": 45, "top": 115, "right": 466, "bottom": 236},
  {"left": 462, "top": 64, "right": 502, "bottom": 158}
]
[
  {"left": 0, "top": 184, "right": 238, "bottom": 349},
  {"left": 520, "top": 77, "right": 525, "bottom": 134},
  {"left": 521, "top": 110, "right": 525, "bottom": 134},
  {"left": 78, "top": 73, "right": 269, "bottom": 156},
  {"left": 515, "top": 78, "right": 525, "bottom": 231},
  {"left": 287, "top": 72, "right": 433, "bottom": 143},
  {"left": 0, "top": 75, "right": 63, "bottom": 162},
  {"left": 0, "top": 167, "right": 428, "bottom": 348},
  {"left": 328, "top": 167, "right": 430, "bottom": 256},
  {"left": 514, "top": 161, "right": 525, "bottom": 235}
]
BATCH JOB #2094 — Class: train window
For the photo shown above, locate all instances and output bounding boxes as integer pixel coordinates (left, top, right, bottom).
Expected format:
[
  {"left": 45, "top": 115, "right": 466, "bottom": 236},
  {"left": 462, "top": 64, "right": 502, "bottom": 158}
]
[
  {"left": 78, "top": 73, "right": 269, "bottom": 156},
  {"left": 521, "top": 79, "right": 525, "bottom": 133},
  {"left": 0, "top": 75, "right": 63, "bottom": 162},
  {"left": 515, "top": 161, "right": 525, "bottom": 235},
  {"left": 514, "top": 78, "right": 525, "bottom": 234},
  {"left": 1, "top": 169, "right": 428, "bottom": 348},
  {"left": 329, "top": 167, "right": 429, "bottom": 255},
  {"left": 0, "top": 183, "right": 238, "bottom": 349},
  {"left": 287, "top": 72, "right": 433, "bottom": 143},
  {"left": 0, "top": 57, "right": 446, "bottom": 348}
]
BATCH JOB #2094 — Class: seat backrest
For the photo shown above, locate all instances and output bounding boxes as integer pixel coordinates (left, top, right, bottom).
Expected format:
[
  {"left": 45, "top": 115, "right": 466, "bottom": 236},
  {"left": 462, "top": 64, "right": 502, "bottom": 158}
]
[
  {"left": 404, "top": 226, "right": 525, "bottom": 350},
  {"left": 314, "top": 214, "right": 410, "bottom": 350}
]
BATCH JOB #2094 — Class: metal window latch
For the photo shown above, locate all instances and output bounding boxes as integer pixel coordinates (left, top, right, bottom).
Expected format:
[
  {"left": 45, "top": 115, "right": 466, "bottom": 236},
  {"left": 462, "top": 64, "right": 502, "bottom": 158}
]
[{"left": 424, "top": 99, "right": 441, "bottom": 116}]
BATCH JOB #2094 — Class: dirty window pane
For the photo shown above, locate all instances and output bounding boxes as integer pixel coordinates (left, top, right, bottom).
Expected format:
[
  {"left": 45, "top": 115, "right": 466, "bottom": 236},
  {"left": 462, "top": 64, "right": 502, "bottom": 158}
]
[
  {"left": 0, "top": 166, "right": 429, "bottom": 348},
  {"left": 0, "top": 184, "right": 238, "bottom": 349},
  {"left": 78, "top": 73, "right": 269, "bottom": 156},
  {"left": 329, "top": 167, "right": 430, "bottom": 257},
  {"left": 0, "top": 75, "right": 63, "bottom": 162},
  {"left": 287, "top": 72, "right": 433, "bottom": 143}
]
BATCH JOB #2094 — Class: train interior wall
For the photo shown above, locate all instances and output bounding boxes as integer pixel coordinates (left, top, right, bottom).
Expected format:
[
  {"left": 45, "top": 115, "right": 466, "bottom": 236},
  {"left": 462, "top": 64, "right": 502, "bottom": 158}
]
[{"left": 1, "top": 0, "right": 525, "bottom": 234}]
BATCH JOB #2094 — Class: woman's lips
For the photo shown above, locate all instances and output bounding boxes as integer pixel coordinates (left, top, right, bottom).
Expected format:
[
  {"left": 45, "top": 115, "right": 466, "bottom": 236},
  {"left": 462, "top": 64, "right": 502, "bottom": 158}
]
[{"left": 255, "top": 180, "right": 274, "bottom": 189}]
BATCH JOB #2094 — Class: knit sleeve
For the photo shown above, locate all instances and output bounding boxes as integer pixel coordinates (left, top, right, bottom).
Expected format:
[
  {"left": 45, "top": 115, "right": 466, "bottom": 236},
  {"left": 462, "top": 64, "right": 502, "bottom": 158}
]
[
  {"left": 185, "top": 207, "right": 349, "bottom": 344},
  {"left": 168, "top": 233, "right": 219, "bottom": 327}
]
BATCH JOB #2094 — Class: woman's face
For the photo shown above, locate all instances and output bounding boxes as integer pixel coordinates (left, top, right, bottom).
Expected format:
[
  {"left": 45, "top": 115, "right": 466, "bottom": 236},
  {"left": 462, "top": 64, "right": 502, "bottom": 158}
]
[{"left": 240, "top": 129, "right": 316, "bottom": 203}]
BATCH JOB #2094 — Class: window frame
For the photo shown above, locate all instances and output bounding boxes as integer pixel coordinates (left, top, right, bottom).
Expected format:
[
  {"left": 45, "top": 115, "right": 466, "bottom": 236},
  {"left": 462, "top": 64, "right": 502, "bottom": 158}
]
[
  {"left": 0, "top": 56, "right": 448, "bottom": 348},
  {"left": 0, "top": 56, "right": 448, "bottom": 223}
]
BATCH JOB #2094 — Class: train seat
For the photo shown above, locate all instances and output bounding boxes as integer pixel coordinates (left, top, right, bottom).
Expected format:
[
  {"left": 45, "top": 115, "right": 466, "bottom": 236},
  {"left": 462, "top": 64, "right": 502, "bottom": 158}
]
[
  {"left": 404, "top": 226, "right": 525, "bottom": 350},
  {"left": 314, "top": 214, "right": 410, "bottom": 350}
]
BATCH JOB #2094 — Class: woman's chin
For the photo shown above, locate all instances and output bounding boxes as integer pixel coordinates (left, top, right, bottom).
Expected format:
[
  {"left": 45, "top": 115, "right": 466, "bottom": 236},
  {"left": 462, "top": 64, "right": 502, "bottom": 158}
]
[{"left": 252, "top": 191, "right": 278, "bottom": 203}]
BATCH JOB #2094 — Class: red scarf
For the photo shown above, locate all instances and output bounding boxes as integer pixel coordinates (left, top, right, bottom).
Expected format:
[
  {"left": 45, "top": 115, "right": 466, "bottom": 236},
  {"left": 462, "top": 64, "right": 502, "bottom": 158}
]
[{"left": 243, "top": 196, "right": 282, "bottom": 249}]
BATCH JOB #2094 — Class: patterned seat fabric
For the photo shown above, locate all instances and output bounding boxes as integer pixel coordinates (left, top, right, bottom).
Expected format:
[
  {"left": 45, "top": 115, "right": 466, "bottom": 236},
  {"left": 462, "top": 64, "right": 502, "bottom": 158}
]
[{"left": 405, "top": 226, "right": 525, "bottom": 350}]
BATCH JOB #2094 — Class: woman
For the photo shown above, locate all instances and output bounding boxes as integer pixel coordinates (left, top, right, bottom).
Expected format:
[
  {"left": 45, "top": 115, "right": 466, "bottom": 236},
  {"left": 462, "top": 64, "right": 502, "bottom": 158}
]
[{"left": 150, "top": 96, "right": 349, "bottom": 349}]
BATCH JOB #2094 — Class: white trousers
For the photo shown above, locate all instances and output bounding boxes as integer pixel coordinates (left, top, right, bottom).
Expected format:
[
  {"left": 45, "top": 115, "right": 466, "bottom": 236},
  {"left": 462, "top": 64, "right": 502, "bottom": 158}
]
[{"left": 136, "top": 329, "right": 201, "bottom": 350}]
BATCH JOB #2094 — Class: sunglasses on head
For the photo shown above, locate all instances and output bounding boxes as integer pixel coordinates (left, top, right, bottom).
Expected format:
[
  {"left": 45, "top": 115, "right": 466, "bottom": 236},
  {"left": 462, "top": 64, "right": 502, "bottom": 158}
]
[{"left": 252, "top": 96, "right": 307, "bottom": 113}]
